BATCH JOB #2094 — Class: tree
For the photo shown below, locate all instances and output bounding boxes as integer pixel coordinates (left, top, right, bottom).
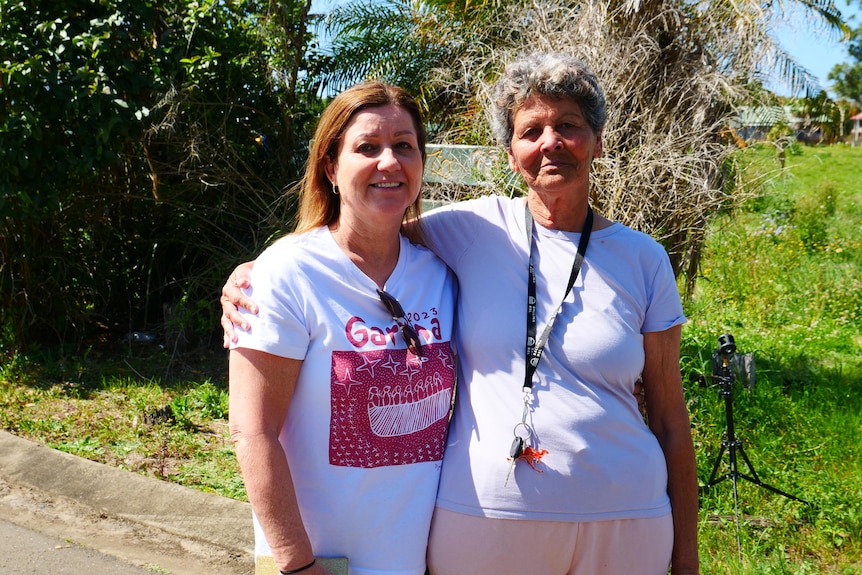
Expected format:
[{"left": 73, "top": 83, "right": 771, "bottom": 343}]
[
  {"left": 317, "top": 0, "right": 847, "bottom": 296},
  {"left": 0, "top": 0, "right": 322, "bottom": 351},
  {"left": 829, "top": 25, "right": 862, "bottom": 104},
  {"left": 1, "top": 0, "right": 169, "bottom": 345},
  {"left": 792, "top": 90, "right": 848, "bottom": 142}
]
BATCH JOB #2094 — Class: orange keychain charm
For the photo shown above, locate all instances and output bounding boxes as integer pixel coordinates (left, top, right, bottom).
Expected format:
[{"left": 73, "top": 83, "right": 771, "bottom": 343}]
[{"left": 518, "top": 446, "right": 549, "bottom": 472}]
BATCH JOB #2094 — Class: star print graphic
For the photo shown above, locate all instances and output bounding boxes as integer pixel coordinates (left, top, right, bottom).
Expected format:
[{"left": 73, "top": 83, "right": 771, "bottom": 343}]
[
  {"left": 399, "top": 359, "right": 422, "bottom": 382},
  {"left": 333, "top": 367, "right": 363, "bottom": 396},
  {"left": 329, "top": 343, "right": 456, "bottom": 468},
  {"left": 437, "top": 347, "right": 454, "bottom": 370},
  {"left": 356, "top": 355, "right": 381, "bottom": 378},
  {"left": 380, "top": 355, "right": 400, "bottom": 375}
]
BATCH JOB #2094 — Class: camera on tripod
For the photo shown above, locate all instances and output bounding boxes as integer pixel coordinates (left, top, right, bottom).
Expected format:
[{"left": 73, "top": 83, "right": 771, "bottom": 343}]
[
  {"left": 702, "top": 333, "right": 809, "bottom": 557},
  {"left": 710, "top": 333, "right": 756, "bottom": 391}
]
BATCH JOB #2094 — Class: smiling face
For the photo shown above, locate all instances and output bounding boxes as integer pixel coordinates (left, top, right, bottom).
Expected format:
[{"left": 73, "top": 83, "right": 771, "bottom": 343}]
[
  {"left": 325, "top": 104, "right": 423, "bottom": 227},
  {"left": 506, "top": 94, "right": 603, "bottom": 199}
]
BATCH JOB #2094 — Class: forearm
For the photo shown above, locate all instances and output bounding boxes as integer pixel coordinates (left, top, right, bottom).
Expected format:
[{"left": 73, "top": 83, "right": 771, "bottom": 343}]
[
  {"left": 236, "top": 433, "right": 314, "bottom": 571},
  {"left": 658, "top": 426, "right": 700, "bottom": 574}
]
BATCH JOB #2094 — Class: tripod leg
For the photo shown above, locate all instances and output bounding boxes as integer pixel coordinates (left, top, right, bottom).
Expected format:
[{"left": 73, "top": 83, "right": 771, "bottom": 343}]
[
  {"left": 704, "top": 442, "right": 728, "bottom": 489},
  {"left": 736, "top": 445, "right": 811, "bottom": 505},
  {"left": 730, "top": 454, "right": 742, "bottom": 559}
]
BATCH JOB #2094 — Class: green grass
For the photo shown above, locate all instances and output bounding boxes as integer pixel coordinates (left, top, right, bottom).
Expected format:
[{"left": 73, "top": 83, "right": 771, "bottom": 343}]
[
  {"left": 1, "top": 143, "right": 860, "bottom": 573},
  {"left": 684, "top": 143, "right": 862, "bottom": 574},
  {"left": 0, "top": 345, "right": 244, "bottom": 499}
]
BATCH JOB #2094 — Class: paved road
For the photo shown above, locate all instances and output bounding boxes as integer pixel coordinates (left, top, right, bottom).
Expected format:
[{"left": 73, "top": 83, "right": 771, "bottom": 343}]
[
  {"left": 0, "top": 431, "right": 254, "bottom": 574},
  {"left": 0, "top": 518, "right": 156, "bottom": 574}
]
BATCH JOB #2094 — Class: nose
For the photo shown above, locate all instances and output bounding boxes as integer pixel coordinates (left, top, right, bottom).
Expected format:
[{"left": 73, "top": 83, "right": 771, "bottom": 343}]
[
  {"left": 377, "top": 146, "right": 401, "bottom": 171},
  {"left": 539, "top": 127, "right": 562, "bottom": 152}
]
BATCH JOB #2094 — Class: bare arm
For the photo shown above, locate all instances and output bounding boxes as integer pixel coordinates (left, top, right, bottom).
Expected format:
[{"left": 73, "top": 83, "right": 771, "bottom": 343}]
[
  {"left": 221, "top": 261, "right": 257, "bottom": 348},
  {"left": 229, "top": 348, "right": 329, "bottom": 574},
  {"left": 642, "top": 325, "right": 700, "bottom": 575}
]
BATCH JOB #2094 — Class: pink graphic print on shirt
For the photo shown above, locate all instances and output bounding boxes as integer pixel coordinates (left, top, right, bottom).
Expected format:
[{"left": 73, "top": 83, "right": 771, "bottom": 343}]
[{"left": 330, "top": 342, "right": 455, "bottom": 468}]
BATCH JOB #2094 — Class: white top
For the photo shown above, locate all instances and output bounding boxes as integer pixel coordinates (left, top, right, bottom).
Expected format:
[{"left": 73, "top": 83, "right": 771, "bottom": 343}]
[
  {"left": 421, "top": 195, "right": 685, "bottom": 522},
  {"left": 233, "top": 226, "right": 457, "bottom": 575}
]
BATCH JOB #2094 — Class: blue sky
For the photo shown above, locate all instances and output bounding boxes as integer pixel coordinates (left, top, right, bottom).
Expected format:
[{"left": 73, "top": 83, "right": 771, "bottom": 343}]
[{"left": 770, "top": 0, "right": 860, "bottom": 97}]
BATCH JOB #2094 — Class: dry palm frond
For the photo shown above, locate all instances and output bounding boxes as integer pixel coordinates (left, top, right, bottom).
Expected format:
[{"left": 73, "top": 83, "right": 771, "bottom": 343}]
[{"left": 424, "top": 0, "right": 781, "bottom": 296}]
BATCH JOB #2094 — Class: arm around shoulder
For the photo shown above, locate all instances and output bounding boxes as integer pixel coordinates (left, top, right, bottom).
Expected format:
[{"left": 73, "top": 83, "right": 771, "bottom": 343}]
[{"left": 221, "top": 260, "right": 258, "bottom": 347}]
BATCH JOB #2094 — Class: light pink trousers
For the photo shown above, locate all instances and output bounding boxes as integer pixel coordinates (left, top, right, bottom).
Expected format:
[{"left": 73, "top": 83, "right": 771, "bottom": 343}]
[{"left": 427, "top": 507, "right": 674, "bottom": 575}]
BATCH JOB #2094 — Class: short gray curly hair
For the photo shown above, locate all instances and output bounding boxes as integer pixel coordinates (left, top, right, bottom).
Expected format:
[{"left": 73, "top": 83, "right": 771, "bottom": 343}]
[{"left": 489, "top": 52, "right": 607, "bottom": 149}]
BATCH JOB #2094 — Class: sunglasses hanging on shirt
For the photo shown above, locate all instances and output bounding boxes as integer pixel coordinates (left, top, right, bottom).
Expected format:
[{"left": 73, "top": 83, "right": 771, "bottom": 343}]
[{"left": 377, "top": 288, "right": 424, "bottom": 357}]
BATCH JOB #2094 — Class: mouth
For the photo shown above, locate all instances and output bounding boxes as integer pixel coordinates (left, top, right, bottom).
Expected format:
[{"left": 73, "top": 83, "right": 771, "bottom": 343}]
[
  {"left": 539, "top": 163, "right": 565, "bottom": 172},
  {"left": 540, "top": 160, "right": 574, "bottom": 171},
  {"left": 374, "top": 181, "right": 403, "bottom": 189}
]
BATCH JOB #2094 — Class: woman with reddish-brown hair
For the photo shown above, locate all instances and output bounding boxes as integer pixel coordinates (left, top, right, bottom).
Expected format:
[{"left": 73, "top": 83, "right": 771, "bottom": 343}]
[{"left": 228, "top": 80, "right": 456, "bottom": 575}]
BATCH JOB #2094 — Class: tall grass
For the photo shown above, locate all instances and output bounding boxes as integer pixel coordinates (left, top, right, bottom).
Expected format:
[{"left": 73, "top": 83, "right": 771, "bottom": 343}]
[
  {"left": 0, "top": 346, "right": 245, "bottom": 500},
  {"left": 683, "top": 144, "right": 862, "bottom": 574}
]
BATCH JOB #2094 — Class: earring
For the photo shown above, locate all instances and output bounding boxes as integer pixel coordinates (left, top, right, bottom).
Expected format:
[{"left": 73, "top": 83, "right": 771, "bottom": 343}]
[{"left": 332, "top": 185, "right": 339, "bottom": 196}]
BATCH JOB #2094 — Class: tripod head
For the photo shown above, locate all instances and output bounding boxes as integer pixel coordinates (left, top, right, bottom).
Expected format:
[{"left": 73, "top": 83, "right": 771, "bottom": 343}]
[
  {"left": 717, "top": 333, "right": 736, "bottom": 357},
  {"left": 712, "top": 333, "right": 737, "bottom": 394},
  {"left": 710, "top": 333, "right": 757, "bottom": 391}
]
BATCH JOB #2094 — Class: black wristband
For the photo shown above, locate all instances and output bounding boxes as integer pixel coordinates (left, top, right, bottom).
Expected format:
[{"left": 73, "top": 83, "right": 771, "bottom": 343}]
[{"left": 280, "top": 558, "right": 316, "bottom": 574}]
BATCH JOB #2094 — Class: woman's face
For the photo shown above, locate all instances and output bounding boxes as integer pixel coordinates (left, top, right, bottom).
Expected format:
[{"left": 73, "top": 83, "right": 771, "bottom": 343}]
[
  {"left": 325, "top": 104, "right": 423, "bottom": 224},
  {"left": 506, "top": 94, "right": 602, "bottom": 197}
]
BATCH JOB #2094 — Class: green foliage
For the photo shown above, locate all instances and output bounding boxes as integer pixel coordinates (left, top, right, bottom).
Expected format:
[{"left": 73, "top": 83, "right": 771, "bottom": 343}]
[
  {"left": 0, "top": 0, "right": 321, "bottom": 350},
  {"left": 169, "top": 379, "right": 229, "bottom": 424},
  {"left": 0, "top": 0, "right": 156, "bottom": 216},
  {"left": 793, "top": 181, "right": 837, "bottom": 250},
  {"left": 684, "top": 144, "right": 862, "bottom": 573},
  {"left": 829, "top": 25, "right": 862, "bottom": 104},
  {"left": 789, "top": 90, "right": 850, "bottom": 143},
  {"left": 320, "top": 0, "right": 521, "bottom": 141},
  {"left": 0, "top": 342, "right": 240, "bottom": 494}
]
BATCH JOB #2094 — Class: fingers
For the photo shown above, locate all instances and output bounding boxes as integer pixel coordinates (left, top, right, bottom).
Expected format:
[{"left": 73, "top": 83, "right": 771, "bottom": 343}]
[
  {"left": 240, "top": 295, "right": 258, "bottom": 315},
  {"left": 222, "top": 276, "right": 258, "bottom": 315},
  {"left": 225, "top": 273, "right": 251, "bottom": 290},
  {"left": 220, "top": 262, "right": 260, "bottom": 349},
  {"left": 220, "top": 293, "right": 250, "bottom": 347},
  {"left": 221, "top": 313, "right": 237, "bottom": 349},
  {"left": 222, "top": 293, "right": 258, "bottom": 319}
]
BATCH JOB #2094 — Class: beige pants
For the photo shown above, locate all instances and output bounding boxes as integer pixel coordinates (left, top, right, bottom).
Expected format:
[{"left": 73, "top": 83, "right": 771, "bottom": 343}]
[{"left": 427, "top": 507, "right": 673, "bottom": 575}]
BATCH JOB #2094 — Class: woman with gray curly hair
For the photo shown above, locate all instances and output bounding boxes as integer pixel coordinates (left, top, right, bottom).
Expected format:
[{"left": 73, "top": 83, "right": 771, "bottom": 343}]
[
  {"left": 488, "top": 52, "right": 608, "bottom": 145},
  {"left": 222, "top": 52, "right": 699, "bottom": 575}
]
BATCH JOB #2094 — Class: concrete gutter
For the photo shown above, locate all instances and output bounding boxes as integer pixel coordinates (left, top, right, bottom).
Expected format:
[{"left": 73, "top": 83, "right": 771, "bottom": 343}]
[{"left": 0, "top": 430, "right": 254, "bottom": 572}]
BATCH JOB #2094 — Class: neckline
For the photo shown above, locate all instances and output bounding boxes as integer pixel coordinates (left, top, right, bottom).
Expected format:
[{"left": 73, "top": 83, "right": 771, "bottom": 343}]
[{"left": 324, "top": 226, "right": 407, "bottom": 290}]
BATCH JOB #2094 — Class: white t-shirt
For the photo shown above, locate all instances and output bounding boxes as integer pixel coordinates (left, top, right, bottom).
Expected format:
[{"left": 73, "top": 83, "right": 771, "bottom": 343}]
[
  {"left": 233, "top": 226, "right": 457, "bottom": 575},
  {"left": 421, "top": 195, "right": 685, "bottom": 522}
]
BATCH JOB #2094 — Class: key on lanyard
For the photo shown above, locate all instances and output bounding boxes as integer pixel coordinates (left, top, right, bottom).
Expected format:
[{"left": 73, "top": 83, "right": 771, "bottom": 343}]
[
  {"left": 505, "top": 436, "right": 524, "bottom": 486},
  {"left": 505, "top": 421, "right": 531, "bottom": 486}
]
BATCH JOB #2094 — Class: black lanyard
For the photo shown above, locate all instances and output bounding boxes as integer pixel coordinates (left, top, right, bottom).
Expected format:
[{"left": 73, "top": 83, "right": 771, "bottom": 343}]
[{"left": 524, "top": 204, "right": 593, "bottom": 390}]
